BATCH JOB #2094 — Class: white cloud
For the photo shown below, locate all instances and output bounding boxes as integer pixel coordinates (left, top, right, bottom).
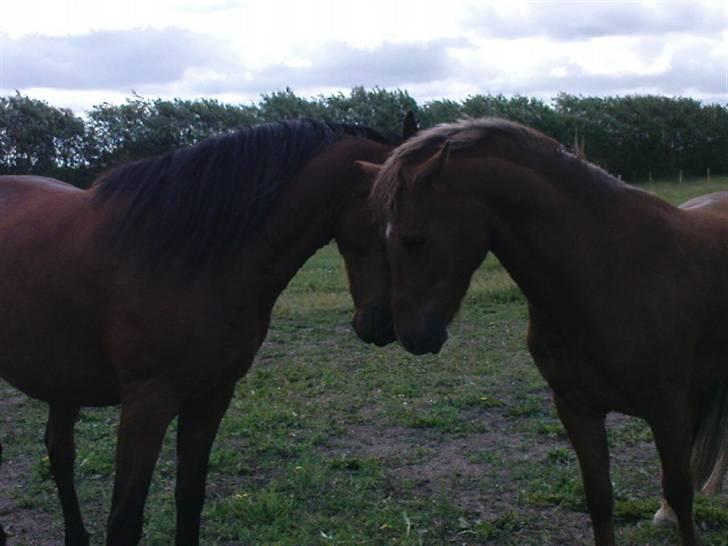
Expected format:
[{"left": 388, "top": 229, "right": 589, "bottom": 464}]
[
  {"left": 1, "top": 0, "right": 726, "bottom": 111},
  {"left": 1, "top": 29, "right": 228, "bottom": 90},
  {"left": 566, "top": 37, "right": 674, "bottom": 76},
  {"left": 462, "top": 1, "right": 724, "bottom": 40}
]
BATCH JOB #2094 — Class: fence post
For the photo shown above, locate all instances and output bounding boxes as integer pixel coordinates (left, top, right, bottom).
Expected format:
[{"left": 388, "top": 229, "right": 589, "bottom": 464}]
[
  {"left": 678, "top": 170, "right": 683, "bottom": 184},
  {"left": 707, "top": 168, "right": 711, "bottom": 182}
]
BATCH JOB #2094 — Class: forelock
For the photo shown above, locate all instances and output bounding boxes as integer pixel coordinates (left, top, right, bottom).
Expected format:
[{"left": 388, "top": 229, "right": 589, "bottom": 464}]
[{"left": 370, "top": 117, "right": 559, "bottom": 221}]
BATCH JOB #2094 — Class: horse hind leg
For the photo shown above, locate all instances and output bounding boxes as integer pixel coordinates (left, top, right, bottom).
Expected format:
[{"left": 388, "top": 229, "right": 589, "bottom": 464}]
[
  {"left": 652, "top": 449, "right": 727, "bottom": 529},
  {"left": 651, "top": 414, "right": 699, "bottom": 546},
  {"left": 45, "top": 404, "right": 89, "bottom": 546},
  {"left": 0, "top": 439, "right": 6, "bottom": 546},
  {"left": 654, "top": 380, "right": 728, "bottom": 529},
  {"left": 652, "top": 449, "right": 726, "bottom": 528},
  {"left": 652, "top": 499, "right": 678, "bottom": 528},
  {"left": 701, "top": 448, "right": 727, "bottom": 495},
  {"left": 693, "top": 380, "right": 728, "bottom": 496}
]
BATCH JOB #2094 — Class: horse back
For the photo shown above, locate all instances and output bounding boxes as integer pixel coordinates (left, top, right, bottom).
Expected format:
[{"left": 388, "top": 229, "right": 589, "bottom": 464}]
[
  {"left": 679, "top": 192, "right": 728, "bottom": 278},
  {"left": 0, "top": 175, "right": 90, "bottom": 254},
  {"left": 680, "top": 191, "right": 728, "bottom": 218},
  {"left": 0, "top": 175, "right": 83, "bottom": 220},
  {"left": 0, "top": 175, "right": 81, "bottom": 197}
]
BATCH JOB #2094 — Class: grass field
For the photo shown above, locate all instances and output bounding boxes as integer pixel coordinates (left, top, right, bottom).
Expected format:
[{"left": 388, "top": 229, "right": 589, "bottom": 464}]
[{"left": 1, "top": 178, "right": 728, "bottom": 545}]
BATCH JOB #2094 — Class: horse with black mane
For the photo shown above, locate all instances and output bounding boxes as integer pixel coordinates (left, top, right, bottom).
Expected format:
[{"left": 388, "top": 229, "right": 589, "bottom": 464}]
[
  {"left": 366, "top": 117, "right": 728, "bottom": 546},
  {"left": 0, "top": 115, "right": 416, "bottom": 545}
]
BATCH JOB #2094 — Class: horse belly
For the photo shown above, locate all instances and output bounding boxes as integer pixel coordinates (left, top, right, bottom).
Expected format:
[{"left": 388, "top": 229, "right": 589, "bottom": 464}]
[
  {"left": 0, "top": 266, "right": 119, "bottom": 405},
  {"left": 0, "top": 266, "right": 117, "bottom": 405},
  {"left": 0, "top": 334, "right": 120, "bottom": 406}
]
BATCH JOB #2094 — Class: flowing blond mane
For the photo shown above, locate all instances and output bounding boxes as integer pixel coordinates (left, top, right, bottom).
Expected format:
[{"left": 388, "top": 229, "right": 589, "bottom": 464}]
[{"left": 371, "top": 117, "right": 625, "bottom": 219}]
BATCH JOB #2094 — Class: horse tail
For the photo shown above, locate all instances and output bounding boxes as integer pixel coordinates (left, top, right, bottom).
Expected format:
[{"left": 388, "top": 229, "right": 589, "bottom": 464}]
[{"left": 692, "top": 379, "right": 728, "bottom": 494}]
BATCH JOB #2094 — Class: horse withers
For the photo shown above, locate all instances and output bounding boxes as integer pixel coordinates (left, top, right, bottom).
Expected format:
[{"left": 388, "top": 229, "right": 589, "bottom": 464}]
[
  {"left": 366, "top": 117, "right": 728, "bottom": 546},
  {"left": 0, "top": 115, "right": 416, "bottom": 545}
]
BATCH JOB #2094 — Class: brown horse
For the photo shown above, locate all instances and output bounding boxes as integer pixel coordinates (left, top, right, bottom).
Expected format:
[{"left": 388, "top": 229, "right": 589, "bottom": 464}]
[
  {"left": 0, "top": 116, "right": 415, "bottom": 545},
  {"left": 366, "top": 118, "right": 728, "bottom": 546}
]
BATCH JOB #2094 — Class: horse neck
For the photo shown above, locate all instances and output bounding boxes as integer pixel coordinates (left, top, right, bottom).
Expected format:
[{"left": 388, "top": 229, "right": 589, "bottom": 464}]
[
  {"left": 252, "top": 138, "right": 388, "bottom": 302},
  {"left": 461, "top": 152, "right": 675, "bottom": 310}
]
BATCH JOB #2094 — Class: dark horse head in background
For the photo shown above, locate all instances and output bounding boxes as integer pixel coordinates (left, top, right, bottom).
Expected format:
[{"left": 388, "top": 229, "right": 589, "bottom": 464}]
[
  {"left": 368, "top": 117, "right": 728, "bottom": 546},
  {"left": 94, "top": 118, "right": 404, "bottom": 347},
  {"left": 0, "top": 114, "right": 417, "bottom": 545}
]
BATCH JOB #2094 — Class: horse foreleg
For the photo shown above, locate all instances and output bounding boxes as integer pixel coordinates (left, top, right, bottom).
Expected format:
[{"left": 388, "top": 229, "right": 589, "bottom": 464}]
[
  {"left": 554, "top": 395, "right": 615, "bottom": 546},
  {"left": 106, "top": 383, "right": 179, "bottom": 546},
  {"left": 174, "top": 384, "right": 235, "bottom": 546},
  {"left": 45, "top": 404, "right": 89, "bottom": 546},
  {"left": 650, "top": 415, "right": 700, "bottom": 546}
]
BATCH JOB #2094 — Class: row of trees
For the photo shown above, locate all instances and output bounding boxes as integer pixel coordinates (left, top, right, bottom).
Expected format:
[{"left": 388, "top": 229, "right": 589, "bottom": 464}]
[{"left": 2, "top": 88, "right": 727, "bottom": 187}]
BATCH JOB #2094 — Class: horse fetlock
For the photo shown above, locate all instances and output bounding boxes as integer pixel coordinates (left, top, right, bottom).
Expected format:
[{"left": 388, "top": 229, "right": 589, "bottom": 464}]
[{"left": 652, "top": 499, "right": 678, "bottom": 528}]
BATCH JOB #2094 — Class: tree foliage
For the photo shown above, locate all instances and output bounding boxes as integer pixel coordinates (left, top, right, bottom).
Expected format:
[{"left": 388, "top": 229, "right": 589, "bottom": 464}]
[
  {"left": 1, "top": 88, "right": 727, "bottom": 187},
  {"left": 0, "top": 92, "right": 86, "bottom": 180}
]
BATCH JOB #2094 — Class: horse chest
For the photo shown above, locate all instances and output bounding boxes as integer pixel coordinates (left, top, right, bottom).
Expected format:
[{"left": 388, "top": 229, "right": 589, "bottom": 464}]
[{"left": 527, "top": 319, "right": 636, "bottom": 413}]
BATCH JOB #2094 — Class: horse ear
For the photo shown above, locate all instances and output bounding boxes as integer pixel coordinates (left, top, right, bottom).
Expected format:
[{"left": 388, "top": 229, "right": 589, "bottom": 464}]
[
  {"left": 402, "top": 111, "right": 419, "bottom": 139},
  {"left": 355, "top": 161, "right": 383, "bottom": 183},
  {"left": 413, "top": 141, "right": 450, "bottom": 188}
]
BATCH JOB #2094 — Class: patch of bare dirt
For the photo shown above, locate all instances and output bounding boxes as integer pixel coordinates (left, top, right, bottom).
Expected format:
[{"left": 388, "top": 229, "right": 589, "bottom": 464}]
[
  {"left": 318, "top": 395, "right": 684, "bottom": 546},
  {"left": 0, "top": 459, "right": 60, "bottom": 545},
  {"left": 321, "top": 405, "right": 657, "bottom": 544},
  {"left": 0, "top": 388, "right": 61, "bottom": 545}
]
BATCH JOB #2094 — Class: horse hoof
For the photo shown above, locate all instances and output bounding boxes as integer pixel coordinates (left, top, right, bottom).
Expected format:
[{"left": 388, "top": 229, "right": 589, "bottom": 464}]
[{"left": 652, "top": 500, "right": 678, "bottom": 528}]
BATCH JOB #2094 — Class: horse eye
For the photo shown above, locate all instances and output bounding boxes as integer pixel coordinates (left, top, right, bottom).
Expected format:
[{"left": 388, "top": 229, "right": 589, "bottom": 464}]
[{"left": 401, "top": 234, "right": 426, "bottom": 251}]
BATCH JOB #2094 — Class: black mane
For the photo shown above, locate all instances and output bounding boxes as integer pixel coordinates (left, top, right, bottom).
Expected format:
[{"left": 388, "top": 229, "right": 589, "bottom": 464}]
[{"left": 93, "top": 119, "right": 395, "bottom": 272}]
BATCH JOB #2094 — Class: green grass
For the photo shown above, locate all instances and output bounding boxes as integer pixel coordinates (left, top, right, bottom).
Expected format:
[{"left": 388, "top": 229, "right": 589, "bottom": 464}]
[{"left": 2, "top": 178, "right": 728, "bottom": 544}]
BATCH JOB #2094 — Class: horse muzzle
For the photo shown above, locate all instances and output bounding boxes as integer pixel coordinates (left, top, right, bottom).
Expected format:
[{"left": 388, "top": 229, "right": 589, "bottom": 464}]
[
  {"left": 353, "top": 305, "right": 396, "bottom": 347},
  {"left": 397, "top": 319, "right": 449, "bottom": 355}
]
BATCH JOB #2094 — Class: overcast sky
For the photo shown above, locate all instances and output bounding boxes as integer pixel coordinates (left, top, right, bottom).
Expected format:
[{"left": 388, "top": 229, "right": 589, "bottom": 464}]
[{"left": 1, "top": 0, "right": 727, "bottom": 113}]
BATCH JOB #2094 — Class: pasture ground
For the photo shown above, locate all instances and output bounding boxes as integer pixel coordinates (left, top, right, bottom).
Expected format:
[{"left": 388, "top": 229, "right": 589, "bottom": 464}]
[{"left": 1, "top": 179, "right": 728, "bottom": 545}]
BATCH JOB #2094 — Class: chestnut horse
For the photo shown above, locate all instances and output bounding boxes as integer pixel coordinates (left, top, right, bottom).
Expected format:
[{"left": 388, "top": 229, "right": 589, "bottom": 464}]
[
  {"left": 366, "top": 118, "right": 728, "bottom": 546},
  {"left": 0, "top": 117, "right": 415, "bottom": 545}
]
